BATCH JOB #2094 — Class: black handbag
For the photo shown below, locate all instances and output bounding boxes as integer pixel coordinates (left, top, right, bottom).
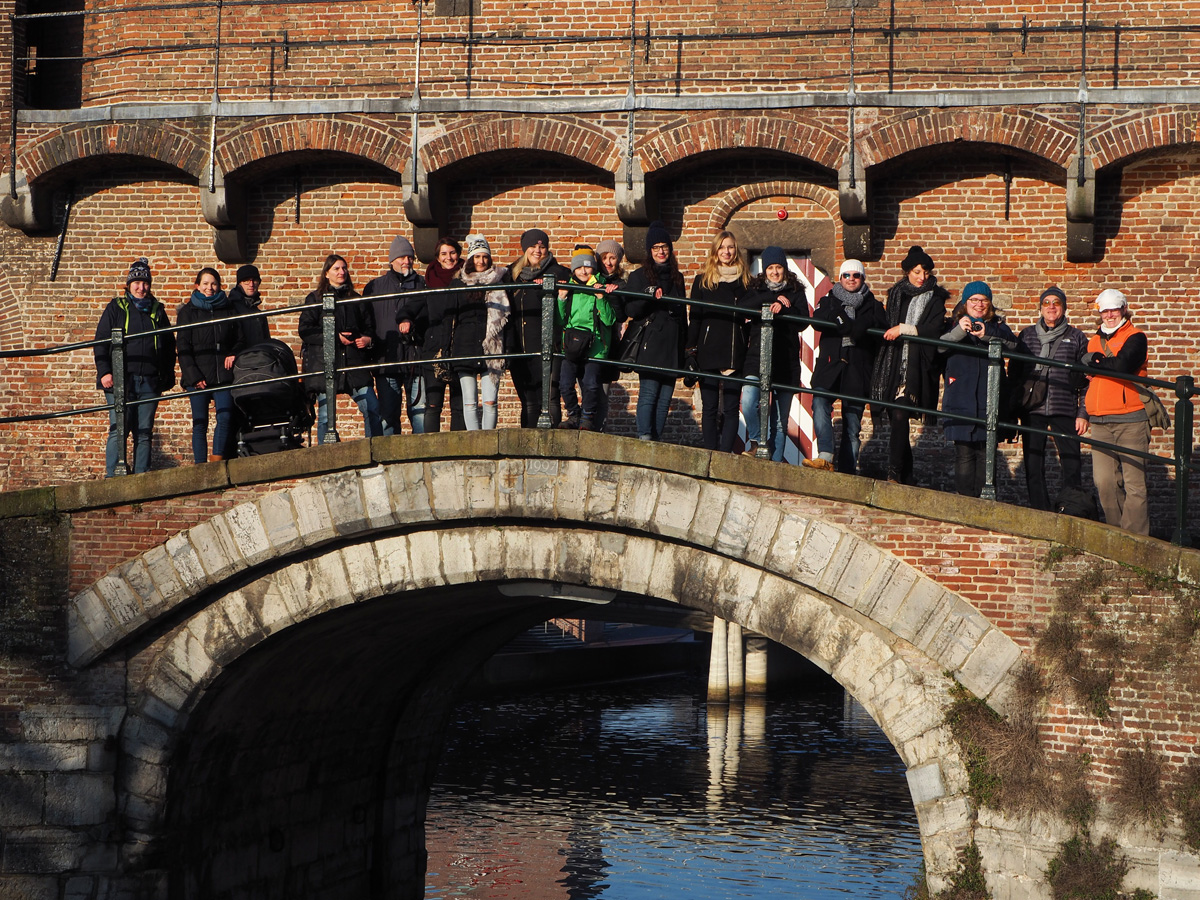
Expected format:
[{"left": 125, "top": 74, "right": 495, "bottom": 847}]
[
  {"left": 1016, "top": 376, "right": 1048, "bottom": 413},
  {"left": 615, "top": 317, "right": 650, "bottom": 372}
]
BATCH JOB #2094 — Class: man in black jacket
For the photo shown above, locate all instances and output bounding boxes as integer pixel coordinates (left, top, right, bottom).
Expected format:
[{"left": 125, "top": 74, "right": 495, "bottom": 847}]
[
  {"left": 93, "top": 258, "right": 177, "bottom": 476},
  {"left": 363, "top": 236, "right": 427, "bottom": 435}
]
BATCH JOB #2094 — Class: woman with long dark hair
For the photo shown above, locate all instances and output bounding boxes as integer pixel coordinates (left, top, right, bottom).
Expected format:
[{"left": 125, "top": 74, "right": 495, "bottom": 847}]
[
  {"left": 297, "top": 254, "right": 381, "bottom": 444},
  {"left": 869, "top": 245, "right": 950, "bottom": 484},
  {"left": 624, "top": 221, "right": 687, "bottom": 441},
  {"left": 507, "top": 229, "right": 571, "bottom": 427}
]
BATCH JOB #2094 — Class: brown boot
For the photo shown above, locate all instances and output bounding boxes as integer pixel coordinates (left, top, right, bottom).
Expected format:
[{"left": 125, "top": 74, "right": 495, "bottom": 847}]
[{"left": 208, "top": 454, "right": 224, "bottom": 462}]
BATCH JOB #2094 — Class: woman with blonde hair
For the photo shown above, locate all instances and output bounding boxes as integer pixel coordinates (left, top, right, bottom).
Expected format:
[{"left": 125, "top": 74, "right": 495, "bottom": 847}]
[{"left": 685, "top": 231, "right": 750, "bottom": 452}]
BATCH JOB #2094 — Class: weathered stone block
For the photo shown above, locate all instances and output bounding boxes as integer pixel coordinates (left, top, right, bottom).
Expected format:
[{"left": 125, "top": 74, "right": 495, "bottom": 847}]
[
  {"left": 553, "top": 460, "right": 590, "bottom": 521},
  {"left": 584, "top": 464, "right": 620, "bottom": 522},
  {"left": 793, "top": 520, "right": 844, "bottom": 586},
  {"left": 164, "top": 532, "right": 209, "bottom": 595},
  {"left": 321, "top": 470, "right": 370, "bottom": 535},
  {"left": 138, "top": 544, "right": 184, "bottom": 617},
  {"left": 614, "top": 468, "right": 661, "bottom": 530},
  {"left": 289, "top": 481, "right": 336, "bottom": 546},
  {"left": 258, "top": 489, "right": 303, "bottom": 553},
  {"left": 652, "top": 473, "right": 701, "bottom": 540},
  {"left": 359, "top": 465, "right": 398, "bottom": 530},
  {"left": 0, "top": 743, "right": 87, "bottom": 773},
  {"left": 340, "top": 543, "right": 383, "bottom": 601},
  {"left": 238, "top": 570, "right": 299, "bottom": 637},
  {"left": 19, "top": 706, "right": 123, "bottom": 744},
  {"left": 470, "top": 526, "right": 506, "bottom": 583},
  {"left": 957, "top": 628, "right": 1022, "bottom": 701},
  {"left": 743, "top": 502, "right": 782, "bottom": 567},
  {"left": 616, "top": 536, "right": 656, "bottom": 596},
  {"left": 428, "top": 461, "right": 468, "bottom": 519},
  {"left": 373, "top": 536, "right": 412, "bottom": 593},
  {"left": 885, "top": 576, "right": 946, "bottom": 645},
  {"left": 519, "top": 458, "right": 557, "bottom": 517},
  {"left": 187, "top": 516, "right": 243, "bottom": 583},
  {"left": 222, "top": 502, "right": 273, "bottom": 567},
  {"left": 407, "top": 531, "right": 445, "bottom": 588},
  {"left": 45, "top": 773, "right": 113, "bottom": 826},
  {"left": 688, "top": 482, "right": 731, "bottom": 546},
  {"left": 440, "top": 530, "right": 478, "bottom": 586},
  {"left": 93, "top": 572, "right": 145, "bottom": 636},
  {"left": 0, "top": 827, "right": 88, "bottom": 873},
  {"left": 713, "top": 492, "right": 762, "bottom": 558},
  {"left": 906, "top": 761, "right": 946, "bottom": 805},
  {"left": 0, "top": 774, "right": 44, "bottom": 826},
  {"left": 384, "top": 462, "right": 433, "bottom": 524},
  {"left": 183, "top": 603, "right": 243, "bottom": 668}
]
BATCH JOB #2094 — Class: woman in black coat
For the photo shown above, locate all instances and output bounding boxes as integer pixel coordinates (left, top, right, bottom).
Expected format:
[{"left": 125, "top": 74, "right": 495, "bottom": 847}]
[
  {"left": 686, "top": 231, "right": 749, "bottom": 452},
  {"left": 624, "top": 221, "right": 687, "bottom": 441},
  {"left": 805, "top": 260, "right": 887, "bottom": 474},
  {"left": 868, "top": 245, "right": 950, "bottom": 484},
  {"left": 297, "top": 254, "right": 381, "bottom": 444},
  {"left": 177, "top": 267, "right": 244, "bottom": 462},
  {"left": 506, "top": 229, "right": 571, "bottom": 427},
  {"left": 738, "top": 246, "right": 808, "bottom": 461}
]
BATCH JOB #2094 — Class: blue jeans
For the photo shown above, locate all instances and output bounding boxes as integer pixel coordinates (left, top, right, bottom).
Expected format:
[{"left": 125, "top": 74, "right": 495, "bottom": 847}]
[
  {"left": 188, "top": 387, "right": 235, "bottom": 462},
  {"left": 811, "top": 394, "right": 866, "bottom": 473},
  {"left": 316, "top": 385, "right": 382, "bottom": 444},
  {"left": 740, "top": 379, "right": 792, "bottom": 460},
  {"left": 636, "top": 375, "right": 675, "bottom": 440},
  {"left": 104, "top": 375, "right": 160, "bottom": 476},
  {"left": 376, "top": 372, "right": 425, "bottom": 436}
]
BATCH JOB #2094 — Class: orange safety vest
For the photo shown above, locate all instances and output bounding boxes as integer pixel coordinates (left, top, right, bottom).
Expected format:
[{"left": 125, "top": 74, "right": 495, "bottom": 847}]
[{"left": 1085, "top": 320, "right": 1147, "bottom": 418}]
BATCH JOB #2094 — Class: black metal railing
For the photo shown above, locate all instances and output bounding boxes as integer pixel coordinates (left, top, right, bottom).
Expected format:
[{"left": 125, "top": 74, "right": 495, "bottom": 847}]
[{"left": 0, "top": 277, "right": 1196, "bottom": 543}]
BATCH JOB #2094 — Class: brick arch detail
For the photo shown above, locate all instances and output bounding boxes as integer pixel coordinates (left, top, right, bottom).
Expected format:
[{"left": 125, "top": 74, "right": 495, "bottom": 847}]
[
  {"left": 218, "top": 116, "right": 411, "bottom": 178},
  {"left": 1086, "top": 107, "right": 1200, "bottom": 171},
  {"left": 18, "top": 122, "right": 207, "bottom": 184},
  {"left": 0, "top": 275, "right": 22, "bottom": 352},
  {"left": 420, "top": 117, "right": 620, "bottom": 175},
  {"left": 708, "top": 180, "right": 838, "bottom": 231},
  {"left": 638, "top": 115, "right": 847, "bottom": 174},
  {"left": 856, "top": 108, "right": 1077, "bottom": 170}
]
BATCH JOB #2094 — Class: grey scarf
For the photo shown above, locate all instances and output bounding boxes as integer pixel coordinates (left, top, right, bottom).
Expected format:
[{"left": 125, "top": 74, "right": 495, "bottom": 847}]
[
  {"left": 832, "top": 283, "right": 867, "bottom": 346},
  {"left": 463, "top": 265, "right": 510, "bottom": 375},
  {"left": 1034, "top": 319, "right": 1068, "bottom": 372}
]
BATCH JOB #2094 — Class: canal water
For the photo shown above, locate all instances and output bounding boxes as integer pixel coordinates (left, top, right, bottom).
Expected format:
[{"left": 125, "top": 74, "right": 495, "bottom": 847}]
[{"left": 424, "top": 673, "right": 922, "bottom": 899}]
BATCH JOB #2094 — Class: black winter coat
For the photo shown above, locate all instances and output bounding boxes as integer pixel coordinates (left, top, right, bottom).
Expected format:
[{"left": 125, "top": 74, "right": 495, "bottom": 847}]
[
  {"left": 870, "top": 278, "right": 950, "bottom": 417},
  {"left": 298, "top": 286, "right": 376, "bottom": 393},
  {"left": 940, "top": 315, "right": 1017, "bottom": 442},
  {"left": 810, "top": 287, "right": 886, "bottom": 400},
  {"left": 398, "top": 270, "right": 499, "bottom": 374},
  {"left": 227, "top": 285, "right": 272, "bottom": 348},
  {"left": 739, "top": 273, "right": 809, "bottom": 387},
  {"left": 506, "top": 256, "right": 571, "bottom": 357},
  {"left": 686, "top": 274, "right": 748, "bottom": 373},
  {"left": 363, "top": 268, "right": 427, "bottom": 365},
  {"left": 623, "top": 265, "right": 688, "bottom": 372},
  {"left": 93, "top": 293, "right": 176, "bottom": 392},
  {"left": 176, "top": 297, "right": 246, "bottom": 389}
]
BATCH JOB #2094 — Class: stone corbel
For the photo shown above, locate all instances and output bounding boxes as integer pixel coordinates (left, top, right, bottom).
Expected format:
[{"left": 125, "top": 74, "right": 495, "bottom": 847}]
[
  {"left": 1065, "top": 155, "right": 1096, "bottom": 263},
  {"left": 403, "top": 158, "right": 447, "bottom": 265},
  {"left": 615, "top": 154, "right": 659, "bottom": 264},
  {"left": 0, "top": 170, "right": 53, "bottom": 232},
  {"left": 199, "top": 163, "right": 249, "bottom": 264},
  {"left": 838, "top": 153, "right": 871, "bottom": 262}
]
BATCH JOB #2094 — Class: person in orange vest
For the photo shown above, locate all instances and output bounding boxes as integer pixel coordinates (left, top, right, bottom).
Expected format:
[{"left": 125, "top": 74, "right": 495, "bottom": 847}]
[{"left": 1084, "top": 289, "right": 1150, "bottom": 535}]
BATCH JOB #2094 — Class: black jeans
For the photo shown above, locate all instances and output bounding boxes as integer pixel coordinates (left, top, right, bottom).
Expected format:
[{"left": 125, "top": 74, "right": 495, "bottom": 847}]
[
  {"left": 510, "top": 356, "right": 561, "bottom": 428},
  {"left": 699, "top": 373, "right": 741, "bottom": 452},
  {"left": 887, "top": 408, "right": 914, "bottom": 483},
  {"left": 954, "top": 440, "right": 987, "bottom": 497},
  {"left": 1022, "top": 413, "right": 1083, "bottom": 510}
]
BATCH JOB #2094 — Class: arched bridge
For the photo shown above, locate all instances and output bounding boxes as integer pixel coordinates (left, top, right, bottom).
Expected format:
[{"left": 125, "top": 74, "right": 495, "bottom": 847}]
[{"left": 1, "top": 432, "right": 1197, "bottom": 900}]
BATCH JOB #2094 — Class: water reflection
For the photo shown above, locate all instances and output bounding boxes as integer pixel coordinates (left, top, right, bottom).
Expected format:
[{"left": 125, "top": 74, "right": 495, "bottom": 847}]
[{"left": 425, "top": 675, "right": 921, "bottom": 899}]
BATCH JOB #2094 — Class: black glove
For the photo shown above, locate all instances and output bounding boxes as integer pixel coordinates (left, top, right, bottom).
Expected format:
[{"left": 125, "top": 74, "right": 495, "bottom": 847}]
[{"left": 683, "top": 351, "right": 699, "bottom": 388}]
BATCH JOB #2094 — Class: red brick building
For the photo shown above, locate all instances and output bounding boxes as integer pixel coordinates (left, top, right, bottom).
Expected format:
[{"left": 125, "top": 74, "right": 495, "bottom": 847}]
[{"left": 1, "top": 0, "right": 1198, "bottom": 535}]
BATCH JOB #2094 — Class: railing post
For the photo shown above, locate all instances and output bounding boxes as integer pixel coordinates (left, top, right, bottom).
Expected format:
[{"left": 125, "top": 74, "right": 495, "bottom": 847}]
[
  {"left": 757, "top": 303, "right": 773, "bottom": 459},
  {"left": 321, "top": 291, "right": 340, "bottom": 443},
  {"left": 981, "top": 338, "right": 1003, "bottom": 501},
  {"left": 1172, "top": 374, "right": 1195, "bottom": 546},
  {"left": 537, "top": 275, "right": 557, "bottom": 429},
  {"left": 111, "top": 327, "right": 128, "bottom": 475}
]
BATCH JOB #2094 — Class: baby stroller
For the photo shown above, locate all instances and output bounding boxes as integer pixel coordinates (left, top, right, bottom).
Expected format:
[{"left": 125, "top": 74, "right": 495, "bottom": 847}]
[{"left": 231, "top": 339, "right": 314, "bottom": 456}]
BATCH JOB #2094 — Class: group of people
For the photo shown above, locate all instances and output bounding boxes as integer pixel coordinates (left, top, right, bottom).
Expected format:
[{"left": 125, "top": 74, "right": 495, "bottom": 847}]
[{"left": 94, "top": 233, "right": 1160, "bottom": 536}]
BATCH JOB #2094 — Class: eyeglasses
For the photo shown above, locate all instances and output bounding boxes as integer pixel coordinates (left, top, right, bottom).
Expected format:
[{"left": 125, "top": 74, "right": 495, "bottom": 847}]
[
  {"left": 840, "top": 273, "right": 863, "bottom": 279},
  {"left": 650, "top": 243, "right": 670, "bottom": 253},
  {"left": 1040, "top": 299, "right": 1063, "bottom": 306}
]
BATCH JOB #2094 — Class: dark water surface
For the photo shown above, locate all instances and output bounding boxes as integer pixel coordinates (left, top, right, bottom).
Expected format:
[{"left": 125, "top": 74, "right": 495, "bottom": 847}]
[{"left": 425, "top": 675, "right": 922, "bottom": 898}]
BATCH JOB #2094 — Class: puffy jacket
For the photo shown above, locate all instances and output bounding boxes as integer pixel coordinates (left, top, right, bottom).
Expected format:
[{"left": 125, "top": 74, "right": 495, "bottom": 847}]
[
  {"left": 94, "top": 293, "right": 176, "bottom": 392},
  {"left": 624, "top": 264, "right": 688, "bottom": 372},
  {"left": 1009, "top": 322, "right": 1089, "bottom": 419},
  {"left": 939, "top": 315, "right": 1017, "bottom": 442},
  {"left": 739, "top": 273, "right": 809, "bottom": 387},
  {"left": 1086, "top": 320, "right": 1148, "bottom": 419},
  {"left": 176, "top": 296, "right": 245, "bottom": 389},
  {"left": 363, "top": 267, "right": 427, "bottom": 365}
]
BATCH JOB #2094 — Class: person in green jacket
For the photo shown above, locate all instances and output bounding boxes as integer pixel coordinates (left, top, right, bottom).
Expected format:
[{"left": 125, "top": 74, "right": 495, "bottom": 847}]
[{"left": 557, "top": 245, "right": 618, "bottom": 431}]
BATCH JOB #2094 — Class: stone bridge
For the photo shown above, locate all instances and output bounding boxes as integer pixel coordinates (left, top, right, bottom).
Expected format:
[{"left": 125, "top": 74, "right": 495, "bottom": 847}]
[{"left": 1, "top": 431, "right": 1198, "bottom": 900}]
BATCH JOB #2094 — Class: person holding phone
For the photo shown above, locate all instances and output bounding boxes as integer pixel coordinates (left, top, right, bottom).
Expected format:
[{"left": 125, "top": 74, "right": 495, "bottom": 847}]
[{"left": 939, "top": 281, "right": 1016, "bottom": 496}]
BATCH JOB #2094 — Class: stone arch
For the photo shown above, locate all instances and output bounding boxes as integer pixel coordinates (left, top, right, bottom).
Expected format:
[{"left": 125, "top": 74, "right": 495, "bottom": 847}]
[
  {"left": 420, "top": 116, "right": 620, "bottom": 176},
  {"left": 218, "top": 115, "right": 410, "bottom": 180},
  {"left": 17, "top": 122, "right": 206, "bottom": 185},
  {"left": 74, "top": 460, "right": 1025, "bottom": 890},
  {"left": 0, "top": 275, "right": 21, "bottom": 351},
  {"left": 707, "top": 179, "right": 839, "bottom": 231},
  {"left": 856, "top": 107, "right": 1077, "bottom": 171},
  {"left": 637, "top": 114, "right": 846, "bottom": 175},
  {"left": 1086, "top": 107, "right": 1200, "bottom": 171}
]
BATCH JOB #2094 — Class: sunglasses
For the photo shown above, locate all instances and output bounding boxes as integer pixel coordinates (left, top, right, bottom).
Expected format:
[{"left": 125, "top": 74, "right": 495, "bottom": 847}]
[{"left": 840, "top": 272, "right": 863, "bottom": 279}]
